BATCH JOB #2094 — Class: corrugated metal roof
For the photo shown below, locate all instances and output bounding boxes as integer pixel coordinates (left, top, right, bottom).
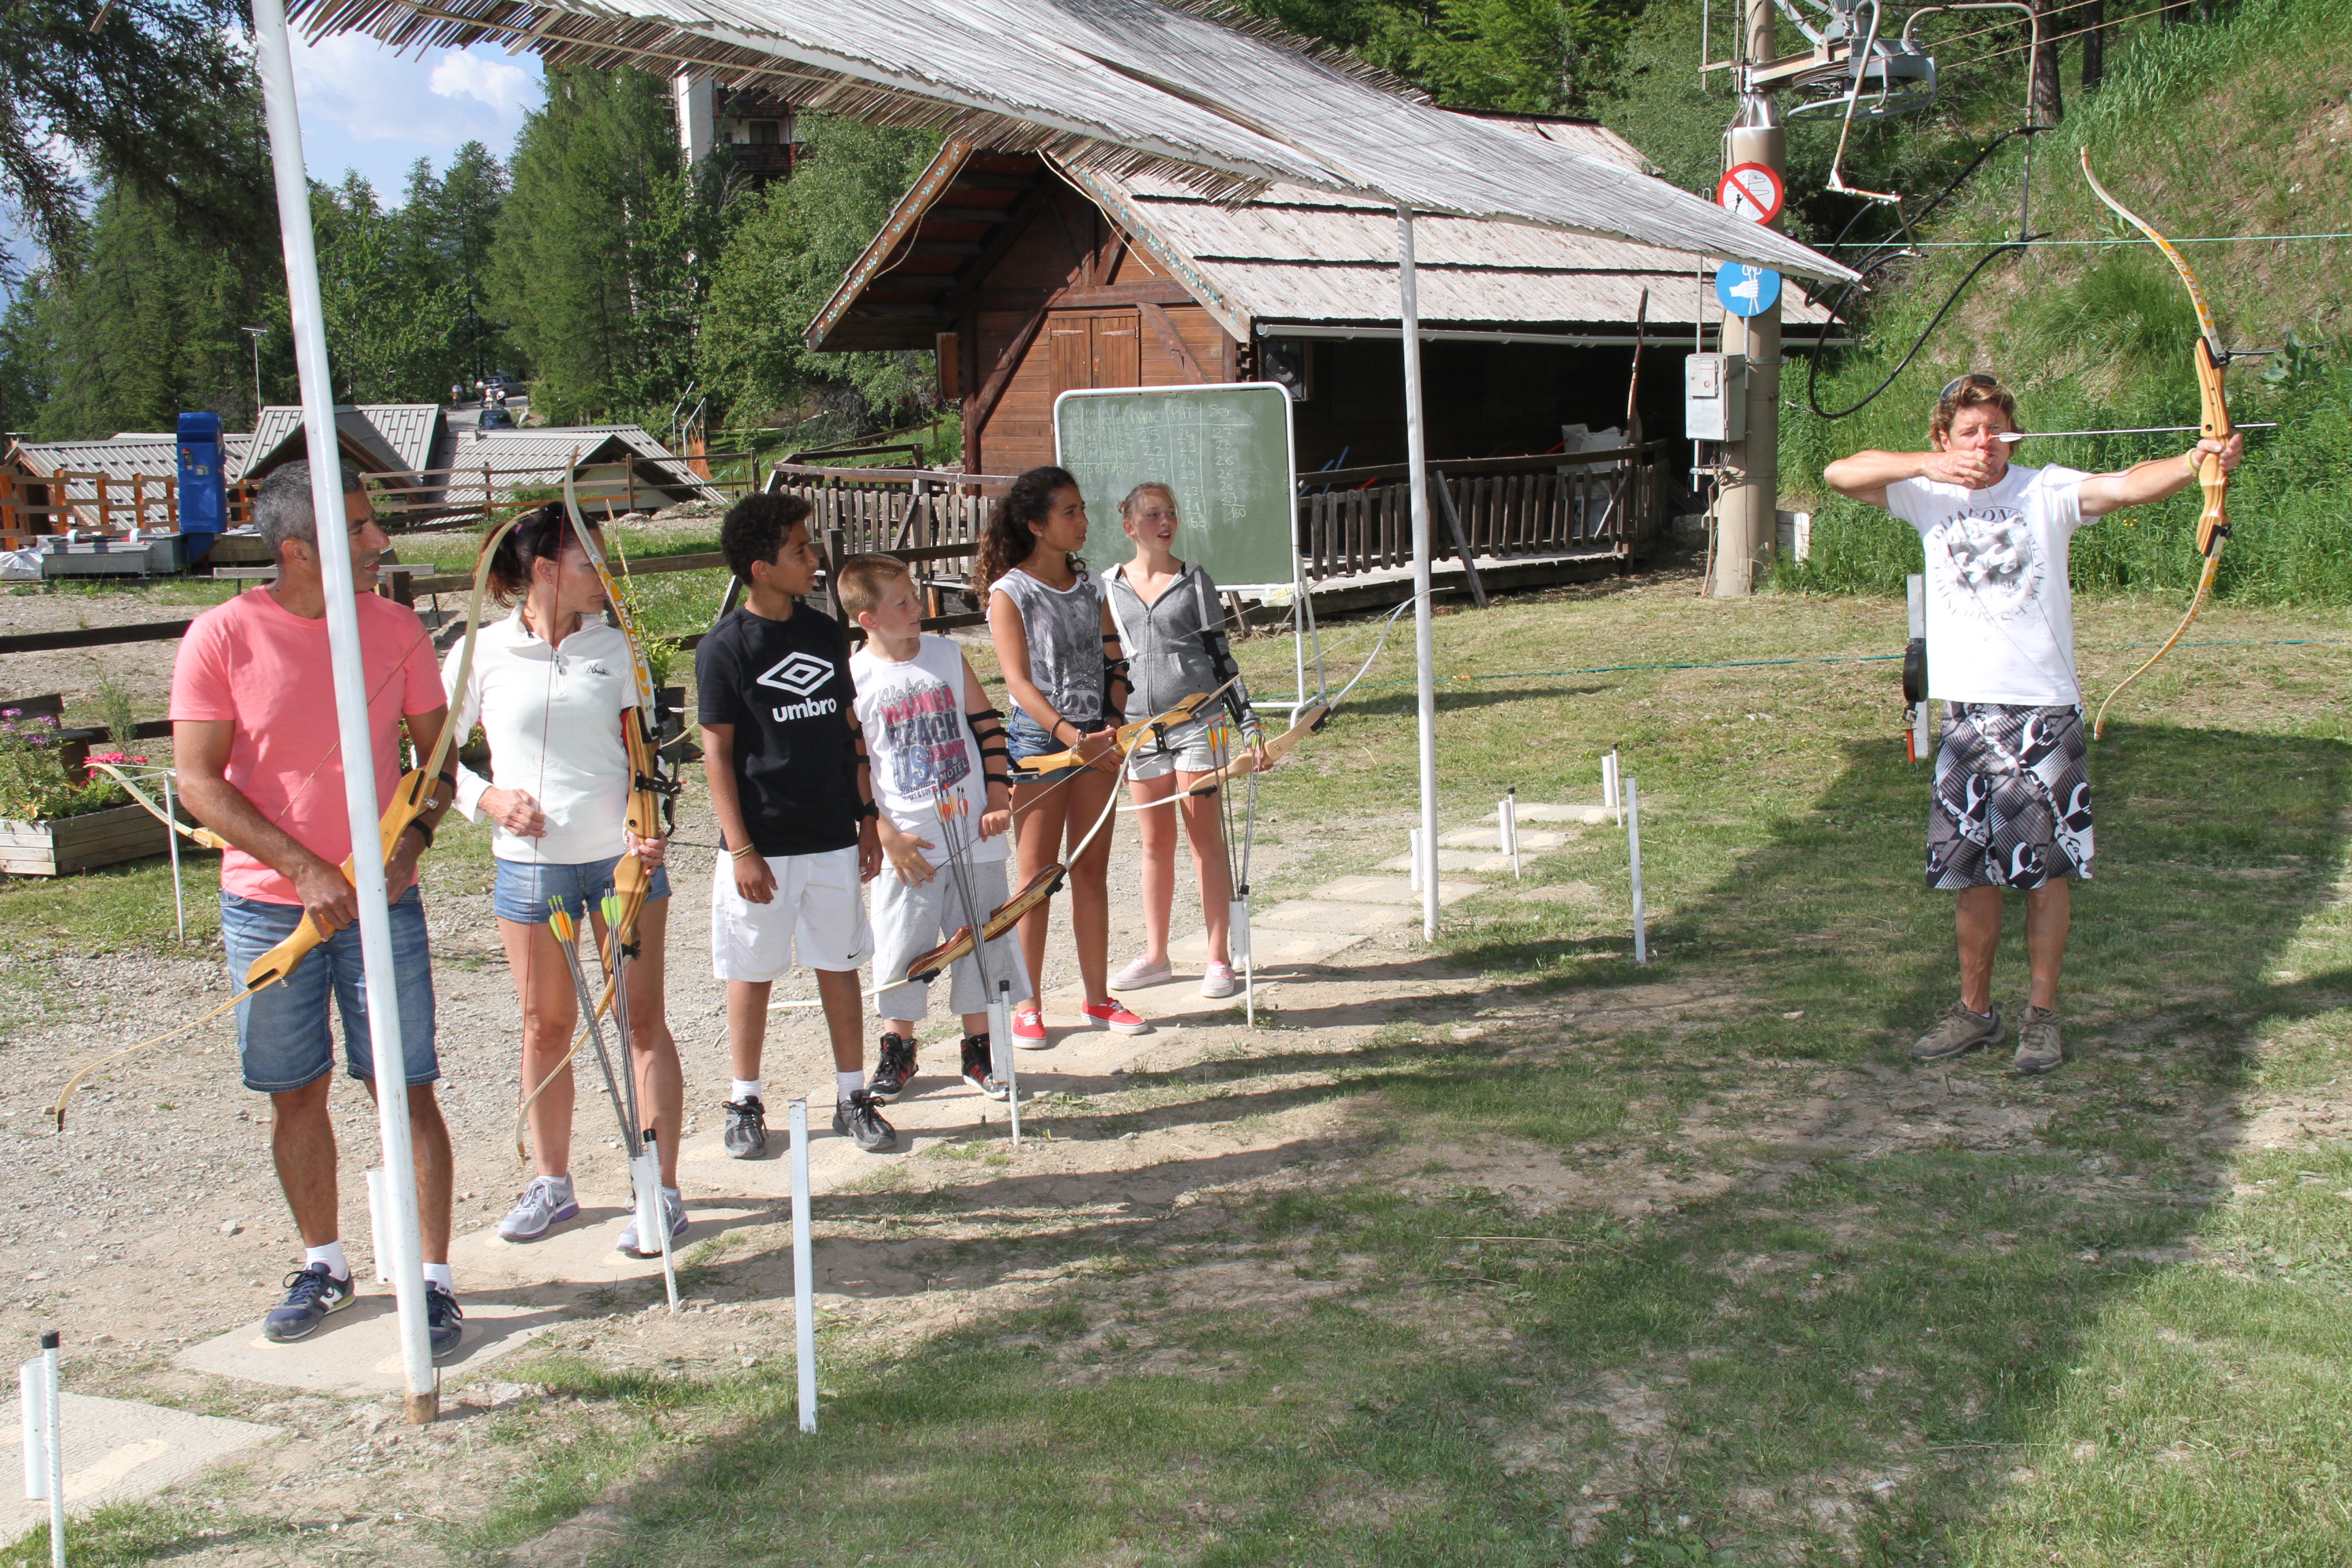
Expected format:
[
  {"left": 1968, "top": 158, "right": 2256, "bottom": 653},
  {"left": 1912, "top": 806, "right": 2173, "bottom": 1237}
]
[
  {"left": 231, "top": 404, "right": 443, "bottom": 483},
  {"left": 442, "top": 426, "right": 725, "bottom": 502},
  {"left": 8, "top": 434, "right": 256, "bottom": 489}
]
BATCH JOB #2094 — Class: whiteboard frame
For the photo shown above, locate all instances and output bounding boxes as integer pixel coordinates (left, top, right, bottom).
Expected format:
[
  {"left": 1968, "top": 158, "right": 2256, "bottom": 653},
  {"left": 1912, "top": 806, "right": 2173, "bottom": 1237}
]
[{"left": 1051, "top": 381, "right": 1324, "bottom": 715}]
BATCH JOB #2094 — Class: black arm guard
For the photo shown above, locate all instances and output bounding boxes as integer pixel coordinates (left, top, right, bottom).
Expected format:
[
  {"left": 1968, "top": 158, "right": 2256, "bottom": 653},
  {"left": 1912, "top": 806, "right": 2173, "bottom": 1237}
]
[{"left": 967, "top": 706, "right": 1015, "bottom": 787}]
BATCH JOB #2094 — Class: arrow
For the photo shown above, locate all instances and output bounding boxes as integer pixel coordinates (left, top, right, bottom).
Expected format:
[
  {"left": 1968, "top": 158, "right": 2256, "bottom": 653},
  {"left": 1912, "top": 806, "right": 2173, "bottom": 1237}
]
[{"left": 1996, "top": 422, "right": 2276, "bottom": 442}]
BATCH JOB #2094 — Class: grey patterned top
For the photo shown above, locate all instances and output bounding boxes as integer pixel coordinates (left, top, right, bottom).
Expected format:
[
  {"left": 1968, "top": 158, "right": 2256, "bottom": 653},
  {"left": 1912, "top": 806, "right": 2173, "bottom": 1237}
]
[{"left": 991, "top": 566, "right": 1105, "bottom": 725}]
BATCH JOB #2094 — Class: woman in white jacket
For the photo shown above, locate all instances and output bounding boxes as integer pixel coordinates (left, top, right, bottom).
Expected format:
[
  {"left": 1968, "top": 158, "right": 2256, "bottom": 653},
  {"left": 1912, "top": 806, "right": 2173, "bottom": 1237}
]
[{"left": 444, "top": 502, "right": 682, "bottom": 1256}]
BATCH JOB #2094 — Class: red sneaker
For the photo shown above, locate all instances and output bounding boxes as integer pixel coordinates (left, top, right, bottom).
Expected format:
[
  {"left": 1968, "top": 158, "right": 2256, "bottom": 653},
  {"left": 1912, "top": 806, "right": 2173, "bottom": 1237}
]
[
  {"left": 1081, "top": 999, "right": 1149, "bottom": 1036},
  {"left": 1010, "top": 1007, "right": 1049, "bottom": 1048}
]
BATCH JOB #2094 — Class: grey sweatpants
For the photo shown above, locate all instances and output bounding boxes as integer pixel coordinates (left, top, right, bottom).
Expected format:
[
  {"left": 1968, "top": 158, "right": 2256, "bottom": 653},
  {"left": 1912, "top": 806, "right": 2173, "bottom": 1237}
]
[{"left": 870, "top": 855, "right": 1022, "bottom": 1025}]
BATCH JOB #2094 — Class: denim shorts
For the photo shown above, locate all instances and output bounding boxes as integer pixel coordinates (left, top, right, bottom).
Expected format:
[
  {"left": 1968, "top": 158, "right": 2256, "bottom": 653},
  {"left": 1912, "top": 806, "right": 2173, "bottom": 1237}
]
[
  {"left": 1007, "top": 710, "right": 1109, "bottom": 784},
  {"left": 220, "top": 887, "right": 438, "bottom": 1093},
  {"left": 492, "top": 853, "right": 672, "bottom": 924}
]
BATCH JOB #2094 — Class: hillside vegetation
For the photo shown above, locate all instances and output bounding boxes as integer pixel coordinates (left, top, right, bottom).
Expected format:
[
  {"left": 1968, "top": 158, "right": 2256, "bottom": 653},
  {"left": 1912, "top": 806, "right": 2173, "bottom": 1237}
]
[{"left": 1774, "top": 0, "right": 2352, "bottom": 604}]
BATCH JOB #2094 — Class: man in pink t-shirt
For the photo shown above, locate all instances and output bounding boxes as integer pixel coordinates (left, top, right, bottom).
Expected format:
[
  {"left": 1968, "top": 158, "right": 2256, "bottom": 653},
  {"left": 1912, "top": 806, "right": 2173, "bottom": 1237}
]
[{"left": 172, "top": 459, "right": 463, "bottom": 1358}]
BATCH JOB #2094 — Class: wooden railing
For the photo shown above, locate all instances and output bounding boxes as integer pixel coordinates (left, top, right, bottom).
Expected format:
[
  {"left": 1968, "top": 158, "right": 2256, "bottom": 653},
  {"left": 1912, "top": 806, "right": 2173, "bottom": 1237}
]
[
  {"left": 0, "top": 470, "right": 182, "bottom": 540},
  {"left": 766, "top": 463, "right": 1016, "bottom": 557},
  {"left": 362, "top": 454, "right": 756, "bottom": 531}
]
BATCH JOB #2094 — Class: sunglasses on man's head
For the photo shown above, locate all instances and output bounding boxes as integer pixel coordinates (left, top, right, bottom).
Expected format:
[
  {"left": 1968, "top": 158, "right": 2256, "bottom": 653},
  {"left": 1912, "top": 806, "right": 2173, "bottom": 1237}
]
[{"left": 1940, "top": 373, "right": 2002, "bottom": 401}]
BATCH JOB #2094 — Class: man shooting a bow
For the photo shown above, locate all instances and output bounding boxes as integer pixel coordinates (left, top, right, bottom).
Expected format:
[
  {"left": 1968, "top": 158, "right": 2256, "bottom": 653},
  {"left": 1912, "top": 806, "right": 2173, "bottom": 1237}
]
[{"left": 1823, "top": 374, "right": 2240, "bottom": 1075}]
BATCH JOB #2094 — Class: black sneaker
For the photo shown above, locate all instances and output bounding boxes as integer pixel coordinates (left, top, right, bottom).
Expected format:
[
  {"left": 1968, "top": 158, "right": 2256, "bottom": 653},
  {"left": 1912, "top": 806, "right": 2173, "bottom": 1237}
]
[
  {"left": 263, "top": 1262, "right": 355, "bottom": 1343},
  {"left": 833, "top": 1090, "right": 898, "bottom": 1152},
  {"left": 960, "top": 1034, "right": 1019, "bottom": 1102},
  {"left": 723, "top": 1096, "right": 768, "bottom": 1158},
  {"left": 425, "top": 1282, "right": 463, "bottom": 1360},
  {"left": 869, "top": 1034, "right": 918, "bottom": 1102}
]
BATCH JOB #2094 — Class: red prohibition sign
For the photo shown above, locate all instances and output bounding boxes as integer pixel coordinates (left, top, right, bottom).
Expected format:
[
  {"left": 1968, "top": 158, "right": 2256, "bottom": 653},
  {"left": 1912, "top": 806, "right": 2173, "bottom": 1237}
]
[{"left": 1718, "top": 163, "right": 1784, "bottom": 224}]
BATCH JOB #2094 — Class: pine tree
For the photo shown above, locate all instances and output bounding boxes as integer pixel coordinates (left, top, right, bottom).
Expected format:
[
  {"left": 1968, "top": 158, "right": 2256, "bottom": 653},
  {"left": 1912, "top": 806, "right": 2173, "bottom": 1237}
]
[
  {"left": 698, "top": 114, "right": 938, "bottom": 431},
  {"left": 312, "top": 173, "right": 464, "bottom": 405},
  {"left": 491, "top": 68, "right": 716, "bottom": 425}
]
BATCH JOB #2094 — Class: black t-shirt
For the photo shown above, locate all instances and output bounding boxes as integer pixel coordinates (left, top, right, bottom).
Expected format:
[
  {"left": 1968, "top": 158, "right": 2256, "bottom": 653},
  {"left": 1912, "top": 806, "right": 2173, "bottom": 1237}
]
[{"left": 695, "top": 604, "right": 860, "bottom": 858}]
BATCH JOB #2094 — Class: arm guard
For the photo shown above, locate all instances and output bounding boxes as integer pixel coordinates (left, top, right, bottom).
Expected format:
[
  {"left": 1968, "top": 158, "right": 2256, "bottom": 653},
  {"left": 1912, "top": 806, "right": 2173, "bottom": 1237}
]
[
  {"left": 1102, "top": 635, "right": 1132, "bottom": 721},
  {"left": 966, "top": 706, "right": 1015, "bottom": 788}
]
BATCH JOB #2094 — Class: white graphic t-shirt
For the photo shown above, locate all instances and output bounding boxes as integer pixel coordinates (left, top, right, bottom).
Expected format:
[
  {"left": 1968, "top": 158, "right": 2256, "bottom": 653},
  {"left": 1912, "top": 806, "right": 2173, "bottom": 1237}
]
[
  {"left": 1886, "top": 461, "right": 2091, "bottom": 706},
  {"left": 850, "top": 634, "right": 1007, "bottom": 865}
]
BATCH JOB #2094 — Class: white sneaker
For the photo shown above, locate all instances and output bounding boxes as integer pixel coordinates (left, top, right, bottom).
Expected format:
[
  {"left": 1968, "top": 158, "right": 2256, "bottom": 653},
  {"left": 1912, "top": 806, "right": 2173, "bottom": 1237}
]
[
  {"left": 1200, "top": 961, "right": 1239, "bottom": 998},
  {"left": 1109, "top": 956, "right": 1173, "bottom": 991}
]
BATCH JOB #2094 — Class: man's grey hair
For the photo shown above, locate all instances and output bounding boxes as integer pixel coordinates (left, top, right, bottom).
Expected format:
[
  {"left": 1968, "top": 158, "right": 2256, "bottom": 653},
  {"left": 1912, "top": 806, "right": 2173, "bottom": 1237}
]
[{"left": 252, "top": 460, "right": 366, "bottom": 559}]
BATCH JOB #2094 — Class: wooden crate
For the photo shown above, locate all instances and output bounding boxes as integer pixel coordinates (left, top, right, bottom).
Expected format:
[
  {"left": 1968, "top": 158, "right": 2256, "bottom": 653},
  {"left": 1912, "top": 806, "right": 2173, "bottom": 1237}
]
[{"left": 0, "top": 803, "right": 172, "bottom": 876}]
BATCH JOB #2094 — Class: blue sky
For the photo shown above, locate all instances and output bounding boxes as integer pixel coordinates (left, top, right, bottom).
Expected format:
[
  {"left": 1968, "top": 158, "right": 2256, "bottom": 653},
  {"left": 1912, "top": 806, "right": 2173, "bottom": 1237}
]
[
  {"left": 289, "top": 33, "right": 546, "bottom": 198},
  {"left": 2, "top": 35, "right": 543, "bottom": 278}
]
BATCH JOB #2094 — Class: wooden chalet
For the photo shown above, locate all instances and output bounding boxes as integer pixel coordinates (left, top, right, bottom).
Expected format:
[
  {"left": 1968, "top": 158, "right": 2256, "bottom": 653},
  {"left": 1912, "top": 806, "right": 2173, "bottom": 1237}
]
[{"left": 808, "top": 114, "right": 1837, "bottom": 477}]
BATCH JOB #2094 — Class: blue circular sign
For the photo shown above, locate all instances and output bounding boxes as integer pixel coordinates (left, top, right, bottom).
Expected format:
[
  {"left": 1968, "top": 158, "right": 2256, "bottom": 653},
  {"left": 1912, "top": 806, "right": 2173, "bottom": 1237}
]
[{"left": 1715, "top": 264, "right": 1782, "bottom": 318}]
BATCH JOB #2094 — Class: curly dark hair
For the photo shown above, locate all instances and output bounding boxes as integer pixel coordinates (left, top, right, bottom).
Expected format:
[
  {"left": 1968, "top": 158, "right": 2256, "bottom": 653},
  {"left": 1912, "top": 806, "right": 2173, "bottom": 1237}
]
[
  {"left": 721, "top": 491, "right": 813, "bottom": 584},
  {"left": 486, "top": 502, "right": 584, "bottom": 604},
  {"left": 977, "top": 466, "right": 1083, "bottom": 589}
]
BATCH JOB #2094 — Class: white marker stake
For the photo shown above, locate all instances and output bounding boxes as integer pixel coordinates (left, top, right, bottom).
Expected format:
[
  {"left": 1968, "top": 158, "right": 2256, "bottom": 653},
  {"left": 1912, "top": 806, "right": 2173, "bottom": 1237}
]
[
  {"left": 1499, "top": 789, "right": 1520, "bottom": 878},
  {"left": 1409, "top": 828, "right": 1424, "bottom": 894},
  {"left": 1627, "top": 777, "right": 1648, "bottom": 965},
  {"left": 1230, "top": 896, "right": 1254, "bottom": 1026},
  {"left": 24, "top": 1331, "right": 65, "bottom": 1567},
  {"left": 788, "top": 1100, "right": 817, "bottom": 1434},
  {"left": 640, "top": 1130, "right": 678, "bottom": 1313},
  {"left": 1603, "top": 747, "right": 1622, "bottom": 821}
]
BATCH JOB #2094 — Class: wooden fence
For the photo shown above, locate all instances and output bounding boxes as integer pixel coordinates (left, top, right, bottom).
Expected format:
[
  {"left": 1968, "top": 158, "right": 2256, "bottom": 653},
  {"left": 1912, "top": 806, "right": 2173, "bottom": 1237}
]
[
  {"left": 1, "top": 470, "right": 189, "bottom": 543},
  {"left": 358, "top": 454, "right": 757, "bottom": 530},
  {"left": 765, "top": 446, "right": 1673, "bottom": 583}
]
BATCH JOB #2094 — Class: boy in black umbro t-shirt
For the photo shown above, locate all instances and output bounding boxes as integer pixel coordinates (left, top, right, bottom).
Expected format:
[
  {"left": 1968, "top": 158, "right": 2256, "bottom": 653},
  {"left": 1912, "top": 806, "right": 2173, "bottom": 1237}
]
[{"left": 697, "top": 494, "right": 892, "bottom": 1154}]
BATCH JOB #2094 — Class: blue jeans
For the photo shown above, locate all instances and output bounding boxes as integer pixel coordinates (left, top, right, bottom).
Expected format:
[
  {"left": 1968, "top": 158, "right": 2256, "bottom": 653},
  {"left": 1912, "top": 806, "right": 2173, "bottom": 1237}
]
[
  {"left": 220, "top": 887, "right": 439, "bottom": 1093},
  {"left": 492, "top": 853, "right": 671, "bottom": 924}
]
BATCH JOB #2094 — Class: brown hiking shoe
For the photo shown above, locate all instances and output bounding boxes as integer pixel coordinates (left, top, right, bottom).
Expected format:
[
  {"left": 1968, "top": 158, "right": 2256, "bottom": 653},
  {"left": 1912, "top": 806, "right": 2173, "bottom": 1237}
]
[
  {"left": 2013, "top": 1007, "right": 2063, "bottom": 1075},
  {"left": 1911, "top": 1000, "right": 2003, "bottom": 1062}
]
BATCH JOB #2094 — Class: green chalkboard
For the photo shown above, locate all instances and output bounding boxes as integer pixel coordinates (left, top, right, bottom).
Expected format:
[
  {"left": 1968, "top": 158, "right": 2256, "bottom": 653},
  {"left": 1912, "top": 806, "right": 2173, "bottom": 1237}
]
[{"left": 1054, "top": 383, "right": 1298, "bottom": 590}]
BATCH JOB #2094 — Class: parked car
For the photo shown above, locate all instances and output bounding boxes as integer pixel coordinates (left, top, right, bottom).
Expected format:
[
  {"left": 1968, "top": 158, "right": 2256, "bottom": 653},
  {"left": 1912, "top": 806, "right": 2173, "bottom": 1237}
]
[{"left": 478, "top": 404, "right": 516, "bottom": 430}]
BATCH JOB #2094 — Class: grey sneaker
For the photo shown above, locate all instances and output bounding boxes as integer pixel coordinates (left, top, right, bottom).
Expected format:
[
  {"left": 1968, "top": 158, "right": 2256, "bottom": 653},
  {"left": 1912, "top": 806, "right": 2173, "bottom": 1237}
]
[
  {"left": 833, "top": 1090, "right": 898, "bottom": 1153},
  {"left": 1911, "top": 1000, "right": 2003, "bottom": 1062},
  {"left": 2014, "top": 1007, "right": 2064, "bottom": 1075},
  {"left": 616, "top": 1188, "right": 689, "bottom": 1256},
  {"left": 498, "top": 1175, "right": 579, "bottom": 1241},
  {"left": 723, "top": 1096, "right": 767, "bottom": 1158}
]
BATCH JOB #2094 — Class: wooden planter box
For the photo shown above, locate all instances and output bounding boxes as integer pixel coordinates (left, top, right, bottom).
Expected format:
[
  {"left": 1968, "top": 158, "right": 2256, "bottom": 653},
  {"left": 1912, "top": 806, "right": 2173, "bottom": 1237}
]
[{"left": 0, "top": 802, "right": 171, "bottom": 876}]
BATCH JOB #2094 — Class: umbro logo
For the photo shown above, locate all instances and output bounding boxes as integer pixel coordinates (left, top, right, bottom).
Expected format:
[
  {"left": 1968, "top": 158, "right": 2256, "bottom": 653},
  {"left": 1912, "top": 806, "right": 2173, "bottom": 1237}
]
[{"left": 755, "top": 651, "right": 833, "bottom": 698}]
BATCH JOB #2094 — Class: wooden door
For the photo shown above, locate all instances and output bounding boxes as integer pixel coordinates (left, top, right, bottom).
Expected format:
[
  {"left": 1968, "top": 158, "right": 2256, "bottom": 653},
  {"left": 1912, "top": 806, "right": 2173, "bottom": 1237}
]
[{"left": 1048, "top": 310, "right": 1143, "bottom": 397}]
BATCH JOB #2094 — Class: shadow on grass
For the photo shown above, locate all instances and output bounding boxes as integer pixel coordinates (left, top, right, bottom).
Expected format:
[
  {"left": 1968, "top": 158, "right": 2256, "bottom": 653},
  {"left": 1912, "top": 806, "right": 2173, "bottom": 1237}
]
[{"left": 464, "top": 724, "right": 2352, "bottom": 1567}]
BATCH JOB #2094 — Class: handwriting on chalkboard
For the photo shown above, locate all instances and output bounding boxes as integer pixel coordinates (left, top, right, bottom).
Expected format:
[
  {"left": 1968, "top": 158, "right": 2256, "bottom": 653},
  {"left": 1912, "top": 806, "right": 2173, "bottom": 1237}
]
[{"left": 1056, "top": 386, "right": 1296, "bottom": 589}]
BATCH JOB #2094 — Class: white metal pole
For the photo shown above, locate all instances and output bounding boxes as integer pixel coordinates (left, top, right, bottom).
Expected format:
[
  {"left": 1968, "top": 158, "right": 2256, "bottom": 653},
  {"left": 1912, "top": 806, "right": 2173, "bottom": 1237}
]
[
  {"left": 42, "top": 1330, "right": 64, "bottom": 1568},
  {"left": 1907, "top": 573, "right": 1931, "bottom": 763},
  {"left": 788, "top": 1100, "right": 817, "bottom": 1433},
  {"left": 162, "top": 771, "right": 185, "bottom": 941},
  {"left": 1627, "top": 777, "right": 1648, "bottom": 964},
  {"left": 251, "top": 0, "right": 436, "bottom": 1424},
  {"left": 1397, "top": 208, "right": 1440, "bottom": 942}
]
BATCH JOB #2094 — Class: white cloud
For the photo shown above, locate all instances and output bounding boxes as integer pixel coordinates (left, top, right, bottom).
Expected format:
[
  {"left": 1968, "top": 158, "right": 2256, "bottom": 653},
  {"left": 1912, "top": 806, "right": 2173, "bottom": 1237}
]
[
  {"left": 287, "top": 35, "right": 542, "bottom": 197},
  {"left": 429, "top": 53, "right": 536, "bottom": 118}
]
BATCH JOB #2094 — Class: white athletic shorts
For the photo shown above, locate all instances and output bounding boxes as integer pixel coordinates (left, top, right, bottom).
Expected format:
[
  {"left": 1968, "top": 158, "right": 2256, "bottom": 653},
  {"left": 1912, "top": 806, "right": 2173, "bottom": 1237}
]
[
  {"left": 710, "top": 845, "right": 874, "bottom": 981},
  {"left": 870, "top": 855, "right": 1019, "bottom": 1023}
]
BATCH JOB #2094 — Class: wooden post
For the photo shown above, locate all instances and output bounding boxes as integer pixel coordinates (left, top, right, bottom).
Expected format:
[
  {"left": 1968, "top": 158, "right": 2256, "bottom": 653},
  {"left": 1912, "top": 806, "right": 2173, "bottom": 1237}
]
[
  {"left": 129, "top": 473, "right": 146, "bottom": 532},
  {"left": 164, "top": 476, "right": 178, "bottom": 531},
  {"left": 824, "top": 525, "right": 847, "bottom": 617},
  {"left": 1430, "top": 473, "right": 1488, "bottom": 609}
]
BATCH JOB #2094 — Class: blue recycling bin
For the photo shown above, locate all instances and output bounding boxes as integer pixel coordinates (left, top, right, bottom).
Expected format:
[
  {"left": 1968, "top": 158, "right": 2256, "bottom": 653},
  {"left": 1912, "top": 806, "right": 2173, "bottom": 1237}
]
[{"left": 177, "top": 412, "right": 225, "bottom": 563}]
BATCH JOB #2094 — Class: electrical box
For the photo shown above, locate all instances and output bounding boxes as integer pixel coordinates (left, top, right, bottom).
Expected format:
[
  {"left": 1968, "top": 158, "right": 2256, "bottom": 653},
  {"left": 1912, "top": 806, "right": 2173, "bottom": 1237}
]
[{"left": 1683, "top": 353, "right": 1747, "bottom": 442}]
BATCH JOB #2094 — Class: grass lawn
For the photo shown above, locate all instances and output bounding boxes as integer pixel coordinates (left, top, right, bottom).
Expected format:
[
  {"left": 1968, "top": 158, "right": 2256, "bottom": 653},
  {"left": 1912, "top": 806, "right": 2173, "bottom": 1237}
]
[{"left": 15, "top": 566, "right": 2352, "bottom": 1566}]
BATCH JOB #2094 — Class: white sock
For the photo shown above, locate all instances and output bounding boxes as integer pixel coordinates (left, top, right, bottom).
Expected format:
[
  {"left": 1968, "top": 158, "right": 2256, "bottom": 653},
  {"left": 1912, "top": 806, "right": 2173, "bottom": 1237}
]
[
  {"left": 305, "top": 1241, "right": 349, "bottom": 1281},
  {"left": 837, "top": 1068, "right": 865, "bottom": 1102},
  {"left": 421, "top": 1262, "right": 454, "bottom": 1292},
  {"left": 732, "top": 1078, "right": 762, "bottom": 1102}
]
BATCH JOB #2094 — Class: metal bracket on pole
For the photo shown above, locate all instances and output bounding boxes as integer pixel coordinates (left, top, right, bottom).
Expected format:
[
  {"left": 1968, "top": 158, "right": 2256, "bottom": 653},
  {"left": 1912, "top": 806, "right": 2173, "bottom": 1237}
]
[{"left": 252, "top": 0, "right": 435, "bottom": 1424}]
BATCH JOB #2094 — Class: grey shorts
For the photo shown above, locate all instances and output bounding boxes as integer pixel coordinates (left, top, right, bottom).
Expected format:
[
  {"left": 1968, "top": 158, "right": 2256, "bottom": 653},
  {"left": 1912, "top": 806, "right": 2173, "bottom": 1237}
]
[
  {"left": 1127, "top": 714, "right": 1248, "bottom": 781},
  {"left": 1927, "top": 702, "right": 2093, "bottom": 890}
]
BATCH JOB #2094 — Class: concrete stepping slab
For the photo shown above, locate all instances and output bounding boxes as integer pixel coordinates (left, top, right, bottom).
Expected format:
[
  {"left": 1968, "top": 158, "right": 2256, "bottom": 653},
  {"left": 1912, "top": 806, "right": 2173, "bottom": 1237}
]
[
  {"left": 1251, "top": 898, "right": 1416, "bottom": 932},
  {"left": 1515, "top": 802, "right": 1612, "bottom": 823},
  {"left": 460, "top": 1199, "right": 771, "bottom": 1292},
  {"left": 1309, "top": 875, "right": 1479, "bottom": 908},
  {"left": 1172, "top": 927, "right": 1367, "bottom": 966},
  {"left": 1436, "top": 826, "right": 1569, "bottom": 849},
  {"left": 1377, "top": 849, "right": 1516, "bottom": 875},
  {"left": 2, "top": 1392, "right": 278, "bottom": 1532},
  {"left": 178, "top": 1295, "right": 564, "bottom": 1396}
]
